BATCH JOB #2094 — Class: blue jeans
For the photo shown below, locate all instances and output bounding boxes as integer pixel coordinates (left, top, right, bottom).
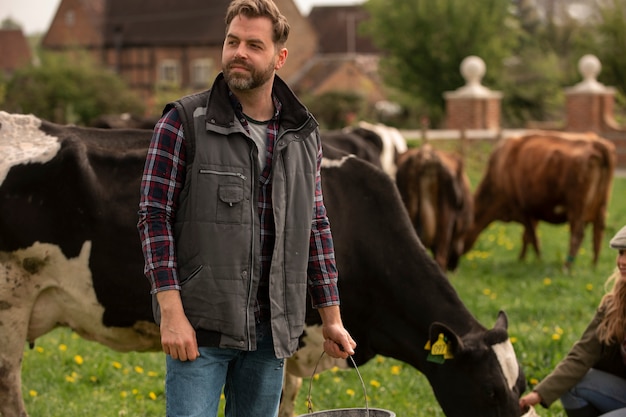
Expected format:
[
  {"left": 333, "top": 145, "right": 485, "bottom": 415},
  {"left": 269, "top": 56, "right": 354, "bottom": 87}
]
[
  {"left": 560, "top": 369, "right": 626, "bottom": 416},
  {"left": 165, "top": 322, "right": 285, "bottom": 417}
]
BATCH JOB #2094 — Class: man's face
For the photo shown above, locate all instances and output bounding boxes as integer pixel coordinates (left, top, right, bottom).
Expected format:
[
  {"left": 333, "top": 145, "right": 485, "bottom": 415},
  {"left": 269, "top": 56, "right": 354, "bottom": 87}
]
[{"left": 222, "top": 15, "right": 287, "bottom": 92}]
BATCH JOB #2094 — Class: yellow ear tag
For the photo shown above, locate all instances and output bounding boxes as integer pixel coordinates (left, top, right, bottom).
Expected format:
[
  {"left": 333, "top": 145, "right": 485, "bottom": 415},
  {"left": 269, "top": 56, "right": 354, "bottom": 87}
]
[
  {"left": 444, "top": 340, "right": 455, "bottom": 359},
  {"left": 430, "top": 333, "right": 448, "bottom": 356},
  {"left": 424, "top": 340, "right": 431, "bottom": 350}
]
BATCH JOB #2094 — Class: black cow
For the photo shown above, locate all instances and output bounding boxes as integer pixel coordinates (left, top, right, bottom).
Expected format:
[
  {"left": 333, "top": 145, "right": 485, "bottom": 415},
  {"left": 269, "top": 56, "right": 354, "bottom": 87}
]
[{"left": 0, "top": 112, "right": 525, "bottom": 417}]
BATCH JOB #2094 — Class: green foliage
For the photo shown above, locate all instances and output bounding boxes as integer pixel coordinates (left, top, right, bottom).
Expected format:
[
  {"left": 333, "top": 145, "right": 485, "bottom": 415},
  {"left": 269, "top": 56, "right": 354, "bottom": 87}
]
[
  {"left": 302, "top": 91, "right": 366, "bottom": 130},
  {"left": 589, "top": 0, "right": 626, "bottom": 97},
  {"left": 3, "top": 52, "right": 144, "bottom": 125},
  {"left": 362, "top": 0, "right": 519, "bottom": 127},
  {"left": 18, "top": 138, "right": 626, "bottom": 416}
]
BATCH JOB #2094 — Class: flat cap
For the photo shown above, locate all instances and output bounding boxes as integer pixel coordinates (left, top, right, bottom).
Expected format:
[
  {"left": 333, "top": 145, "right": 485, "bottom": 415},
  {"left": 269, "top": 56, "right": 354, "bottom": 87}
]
[{"left": 610, "top": 225, "right": 626, "bottom": 250}]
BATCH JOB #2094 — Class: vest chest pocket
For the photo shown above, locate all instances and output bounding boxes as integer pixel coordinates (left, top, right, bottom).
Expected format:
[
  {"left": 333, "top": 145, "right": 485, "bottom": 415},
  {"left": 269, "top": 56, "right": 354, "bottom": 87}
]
[{"left": 217, "top": 184, "right": 244, "bottom": 223}]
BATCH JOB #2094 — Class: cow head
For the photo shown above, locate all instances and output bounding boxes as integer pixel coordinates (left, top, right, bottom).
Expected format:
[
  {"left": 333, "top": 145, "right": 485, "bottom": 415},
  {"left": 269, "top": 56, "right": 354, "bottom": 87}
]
[{"left": 424, "top": 311, "right": 525, "bottom": 417}]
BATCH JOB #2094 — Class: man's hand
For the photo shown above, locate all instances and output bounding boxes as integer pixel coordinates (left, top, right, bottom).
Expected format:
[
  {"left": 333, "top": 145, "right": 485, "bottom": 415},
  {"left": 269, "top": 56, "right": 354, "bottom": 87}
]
[
  {"left": 156, "top": 290, "right": 200, "bottom": 361},
  {"left": 318, "top": 305, "right": 356, "bottom": 359}
]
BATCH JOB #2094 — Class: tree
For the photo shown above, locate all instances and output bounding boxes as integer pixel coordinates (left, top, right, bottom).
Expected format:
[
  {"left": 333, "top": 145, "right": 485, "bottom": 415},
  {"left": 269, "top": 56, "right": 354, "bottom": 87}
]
[
  {"left": 362, "top": 0, "right": 519, "bottom": 126},
  {"left": 3, "top": 52, "right": 144, "bottom": 125},
  {"left": 590, "top": 0, "right": 626, "bottom": 97}
]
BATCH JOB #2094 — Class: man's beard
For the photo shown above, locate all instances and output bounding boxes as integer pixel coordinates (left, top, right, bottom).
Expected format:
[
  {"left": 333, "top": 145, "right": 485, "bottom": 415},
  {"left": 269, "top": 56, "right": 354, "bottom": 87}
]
[{"left": 223, "top": 59, "right": 276, "bottom": 91}]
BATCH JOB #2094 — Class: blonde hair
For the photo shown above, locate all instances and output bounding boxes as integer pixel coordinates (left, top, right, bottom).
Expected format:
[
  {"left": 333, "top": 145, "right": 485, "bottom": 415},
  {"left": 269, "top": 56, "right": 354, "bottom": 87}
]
[
  {"left": 596, "top": 268, "right": 626, "bottom": 344},
  {"left": 225, "top": 0, "right": 290, "bottom": 46}
]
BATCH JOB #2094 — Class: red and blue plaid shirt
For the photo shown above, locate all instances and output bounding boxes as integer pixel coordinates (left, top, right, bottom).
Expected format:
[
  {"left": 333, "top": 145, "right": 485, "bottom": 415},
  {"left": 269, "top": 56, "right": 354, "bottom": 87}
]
[{"left": 137, "top": 95, "right": 340, "bottom": 319}]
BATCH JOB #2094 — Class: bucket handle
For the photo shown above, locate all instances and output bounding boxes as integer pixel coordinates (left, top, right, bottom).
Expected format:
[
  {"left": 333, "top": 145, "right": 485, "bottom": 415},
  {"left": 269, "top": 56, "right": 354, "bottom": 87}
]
[{"left": 306, "top": 352, "right": 369, "bottom": 415}]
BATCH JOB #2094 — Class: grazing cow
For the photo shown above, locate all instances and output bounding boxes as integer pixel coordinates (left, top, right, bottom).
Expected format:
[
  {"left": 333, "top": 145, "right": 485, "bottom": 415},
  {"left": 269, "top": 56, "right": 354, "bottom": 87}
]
[
  {"left": 322, "top": 122, "right": 408, "bottom": 178},
  {"left": 0, "top": 112, "right": 525, "bottom": 417},
  {"left": 355, "top": 121, "right": 408, "bottom": 178},
  {"left": 395, "top": 144, "right": 473, "bottom": 271},
  {"left": 320, "top": 129, "right": 383, "bottom": 170},
  {"left": 464, "top": 131, "right": 616, "bottom": 268}
]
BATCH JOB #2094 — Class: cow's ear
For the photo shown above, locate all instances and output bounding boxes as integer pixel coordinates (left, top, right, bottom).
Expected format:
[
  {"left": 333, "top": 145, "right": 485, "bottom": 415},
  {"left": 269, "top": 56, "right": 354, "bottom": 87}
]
[
  {"left": 494, "top": 310, "right": 509, "bottom": 330},
  {"left": 428, "top": 322, "right": 463, "bottom": 354}
]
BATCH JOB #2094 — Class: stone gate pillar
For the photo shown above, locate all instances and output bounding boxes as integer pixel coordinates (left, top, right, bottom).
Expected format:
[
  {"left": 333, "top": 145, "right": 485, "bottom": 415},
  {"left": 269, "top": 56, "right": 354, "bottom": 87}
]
[
  {"left": 444, "top": 56, "right": 502, "bottom": 130},
  {"left": 565, "top": 54, "right": 616, "bottom": 132}
]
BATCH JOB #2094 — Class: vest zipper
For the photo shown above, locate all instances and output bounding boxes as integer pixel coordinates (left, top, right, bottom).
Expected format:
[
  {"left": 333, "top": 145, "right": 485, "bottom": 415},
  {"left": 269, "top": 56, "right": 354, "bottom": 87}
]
[{"left": 198, "top": 169, "right": 247, "bottom": 181}]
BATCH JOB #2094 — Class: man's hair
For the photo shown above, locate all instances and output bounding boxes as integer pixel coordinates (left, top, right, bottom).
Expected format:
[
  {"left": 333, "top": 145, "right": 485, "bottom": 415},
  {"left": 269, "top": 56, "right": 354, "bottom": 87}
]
[{"left": 225, "top": 0, "right": 290, "bottom": 46}]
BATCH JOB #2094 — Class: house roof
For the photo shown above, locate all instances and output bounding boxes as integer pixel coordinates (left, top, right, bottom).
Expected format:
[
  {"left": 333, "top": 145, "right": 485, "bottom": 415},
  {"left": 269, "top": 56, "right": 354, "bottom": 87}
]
[
  {"left": 103, "top": 0, "right": 231, "bottom": 47},
  {"left": 42, "top": 0, "right": 105, "bottom": 48},
  {"left": 0, "top": 29, "right": 32, "bottom": 74},
  {"left": 307, "top": 5, "right": 379, "bottom": 54}
]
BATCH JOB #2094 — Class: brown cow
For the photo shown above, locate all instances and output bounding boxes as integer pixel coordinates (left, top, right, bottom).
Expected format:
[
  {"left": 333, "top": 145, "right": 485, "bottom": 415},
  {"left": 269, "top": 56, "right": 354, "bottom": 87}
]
[
  {"left": 396, "top": 144, "right": 473, "bottom": 271},
  {"left": 464, "top": 131, "right": 616, "bottom": 268}
]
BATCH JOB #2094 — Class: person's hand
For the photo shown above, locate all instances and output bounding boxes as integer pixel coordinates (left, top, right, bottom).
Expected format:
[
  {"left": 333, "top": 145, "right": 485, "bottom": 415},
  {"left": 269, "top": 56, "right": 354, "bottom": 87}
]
[
  {"left": 322, "top": 322, "right": 356, "bottom": 359},
  {"left": 316, "top": 305, "right": 357, "bottom": 358},
  {"left": 156, "top": 290, "right": 200, "bottom": 361},
  {"left": 519, "top": 391, "right": 542, "bottom": 412}
]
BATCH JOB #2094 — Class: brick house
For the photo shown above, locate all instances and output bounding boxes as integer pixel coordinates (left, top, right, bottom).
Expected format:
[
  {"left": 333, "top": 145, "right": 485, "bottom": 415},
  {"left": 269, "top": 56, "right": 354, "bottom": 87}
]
[
  {"left": 0, "top": 29, "right": 33, "bottom": 78},
  {"left": 41, "top": 0, "right": 318, "bottom": 108},
  {"left": 290, "top": 5, "right": 388, "bottom": 110}
]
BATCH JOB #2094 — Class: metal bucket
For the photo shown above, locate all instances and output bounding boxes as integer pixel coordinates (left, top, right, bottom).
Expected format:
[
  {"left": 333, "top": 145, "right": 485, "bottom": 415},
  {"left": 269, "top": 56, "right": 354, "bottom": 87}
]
[
  {"left": 302, "top": 408, "right": 395, "bottom": 416},
  {"left": 296, "top": 353, "right": 396, "bottom": 417}
]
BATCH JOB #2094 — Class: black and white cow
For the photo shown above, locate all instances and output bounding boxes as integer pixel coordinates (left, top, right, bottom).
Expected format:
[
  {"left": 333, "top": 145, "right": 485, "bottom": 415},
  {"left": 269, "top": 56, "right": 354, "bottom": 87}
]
[{"left": 0, "top": 112, "right": 525, "bottom": 417}]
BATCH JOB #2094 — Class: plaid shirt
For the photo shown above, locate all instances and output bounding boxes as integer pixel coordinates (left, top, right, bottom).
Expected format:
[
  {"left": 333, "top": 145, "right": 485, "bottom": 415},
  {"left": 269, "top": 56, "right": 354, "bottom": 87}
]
[{"left": 137, "top": 94, "right": 339, "bottom": 320}]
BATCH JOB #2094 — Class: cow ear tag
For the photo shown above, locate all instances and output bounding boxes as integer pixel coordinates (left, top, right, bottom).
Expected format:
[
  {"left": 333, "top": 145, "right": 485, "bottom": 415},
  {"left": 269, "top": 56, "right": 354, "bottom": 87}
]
[{"left": 426, "top": 333, "right": 448, "bottom": 364}]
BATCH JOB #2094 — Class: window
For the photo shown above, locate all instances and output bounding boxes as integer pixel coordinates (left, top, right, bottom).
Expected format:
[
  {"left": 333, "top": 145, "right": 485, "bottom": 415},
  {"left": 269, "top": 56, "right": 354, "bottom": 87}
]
[
  {"left": 65, "top": 10, "right": 75, "bottom": 27},
  {"left": 191, "top": 59, "right": 213, "bottom": 88},
  {"left": 158, "top": 59, "right": 181, "bottom": 87}
]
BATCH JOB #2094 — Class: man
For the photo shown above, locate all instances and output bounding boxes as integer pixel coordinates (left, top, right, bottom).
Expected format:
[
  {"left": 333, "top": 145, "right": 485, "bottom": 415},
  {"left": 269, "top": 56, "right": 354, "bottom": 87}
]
[{"left": 137, "top": 1, "right": 356, "bottom": 416}]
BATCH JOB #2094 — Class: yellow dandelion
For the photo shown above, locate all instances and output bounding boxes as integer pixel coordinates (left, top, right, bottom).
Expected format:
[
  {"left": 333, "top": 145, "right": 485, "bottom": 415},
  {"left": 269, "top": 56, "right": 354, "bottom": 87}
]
[
  {"left": 482, "top": 288, "right": 492, "bottom": 296},
  {"left": 555, "top": 326, "right": 564, "bottom": 335},
  {"left": 331, "top": 366, "right": 339, "bottom": 373},
  {"left": 148, "top": 371, "right": 158, "bottom": 377},
  {"left": 134, "top": 366, "right": 144, "bottom": 374},
  {"left": 149, "top": 392, "right": 157, "bottom": 401},
  {"left": 333, "top": 377, "right": 341, "bottom": 383},
  {"left": 313, "top": 374, "right": 320, "bottom": 381},
  {"left": 376, "top": 356, "right": 385, "bottom": 364},
  {"left": 35, "top": 346, "right": 44, "bottom": 353},
  {"left": 58, "top": 344, "right": 67, "bottom": 352},
  {"left": 120, "top": 391, "right": 128, "bottom": 398},
  {"left": 29, "top": 390, "right": 38, "bottom": 397},
  {"left": 510, "top": 337, "right": 518, "bottom": 344},
  {"left": 71, "top": 332, "right": 80, "bottom": 340},
  {"left": 346, "top": 388, "right": 356, "bottom": 397},
  {"left": 132, "top": 389, "right": 139, "bottom": 395},
  {"left": 370, "top": 380, "right": 381, "bottom": 388},
  {"left": 65, "top": 375, "right": 76, "bottom": 383},
  {"left": 586, "top": 283, "right": 593, "bottom": 291},
  {"left": 391, "top": 365, "right": 401, "bottom": 375},
  {"left": 90, "top": 376, "right": 98, "bottom": 383},
  {"left": 530, "top": 378, "right": 539, "bottom": 385},
  {"left": 112, "top": 361, "right": 123, "bottom": 369},
  {"left": 552, "top": 333, "right": 561, "bottom": 341},
  {"left": 74, "top": 355, "right": 84, "bottom": 365},
  {"left": 543, "top": 277, "right": 552, "bottom": 286}
]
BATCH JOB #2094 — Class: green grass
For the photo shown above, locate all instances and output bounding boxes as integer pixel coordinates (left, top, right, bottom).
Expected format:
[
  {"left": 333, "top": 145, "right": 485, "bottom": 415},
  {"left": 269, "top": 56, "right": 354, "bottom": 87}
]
[{"left": 20, "top": 139, "right": 626, "bottom": 417}]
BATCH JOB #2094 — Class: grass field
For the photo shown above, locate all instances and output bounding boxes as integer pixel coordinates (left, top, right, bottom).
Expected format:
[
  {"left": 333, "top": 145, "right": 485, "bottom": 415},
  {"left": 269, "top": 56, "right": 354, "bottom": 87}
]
[{"left": 19, "top": 138, "right": 626, "bottom": 416}]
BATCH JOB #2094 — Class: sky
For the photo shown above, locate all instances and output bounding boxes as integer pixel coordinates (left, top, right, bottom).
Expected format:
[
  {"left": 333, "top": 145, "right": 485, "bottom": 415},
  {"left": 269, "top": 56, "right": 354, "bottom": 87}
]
[{"left": 0, "top": 0, "right": 365, "bottom": 35}]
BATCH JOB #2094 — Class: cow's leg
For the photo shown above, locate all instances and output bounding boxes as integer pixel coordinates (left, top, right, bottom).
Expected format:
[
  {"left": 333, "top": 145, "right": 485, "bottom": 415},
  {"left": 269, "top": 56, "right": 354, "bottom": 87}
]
[
  {"left": 591, "top": 214, "right": 605, "bottom": 265},
  {"left": 0, "top": 336, "right": 28, "bottom": 417},
  {"left": 520, "top": 220, "right": 540, "bottom": 260},
  {"left": 566, "top": 220, "right": 586, "bottom": 269},
  {"left": 279, "top": 367, "right": 303, "bottom": 417},
  {"left": 0, "top": 261, "right": 32, "bottom": 417}
]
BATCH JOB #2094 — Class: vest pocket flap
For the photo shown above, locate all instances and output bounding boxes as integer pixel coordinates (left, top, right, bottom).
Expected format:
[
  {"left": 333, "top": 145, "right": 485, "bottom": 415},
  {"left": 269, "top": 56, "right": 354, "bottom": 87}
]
[{"left": 218, "top": 185, "right": 244, "bottom": 206}]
